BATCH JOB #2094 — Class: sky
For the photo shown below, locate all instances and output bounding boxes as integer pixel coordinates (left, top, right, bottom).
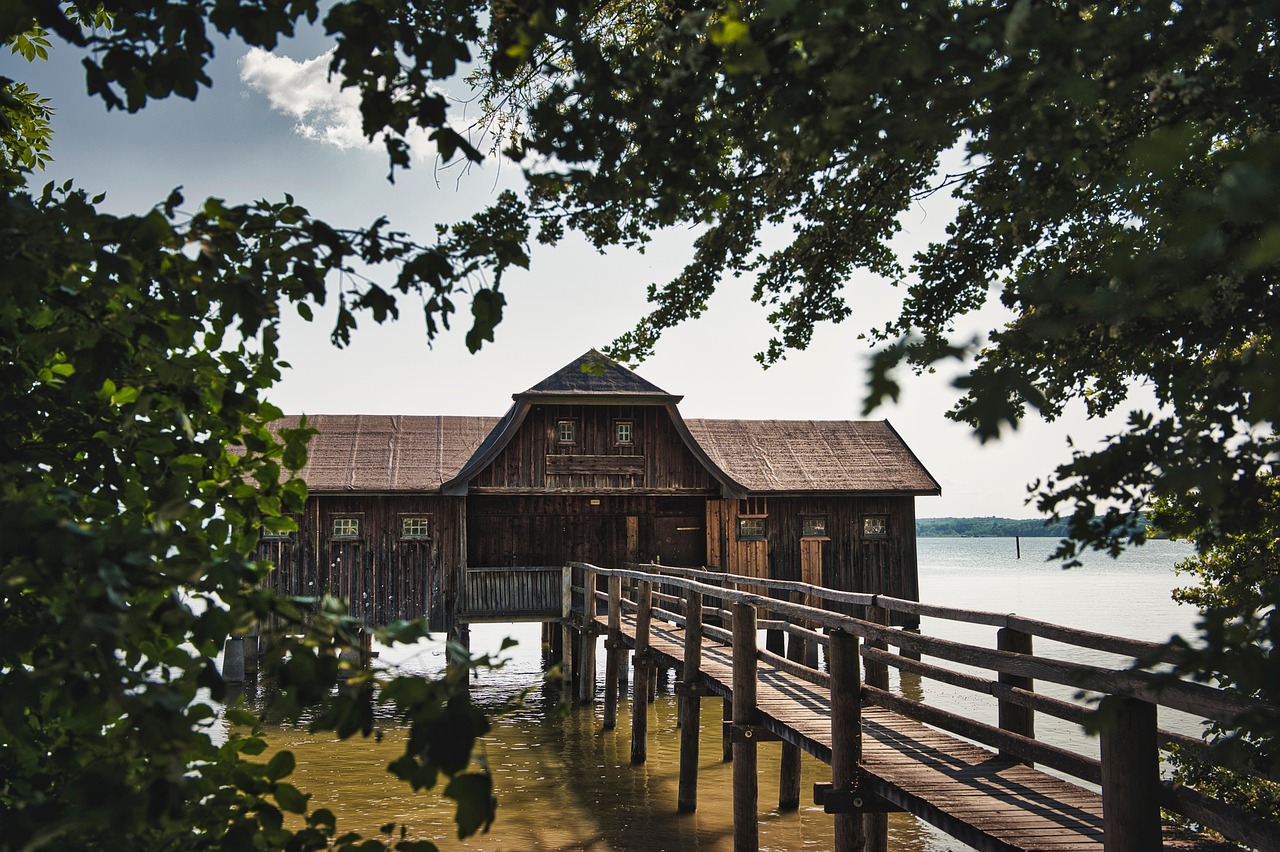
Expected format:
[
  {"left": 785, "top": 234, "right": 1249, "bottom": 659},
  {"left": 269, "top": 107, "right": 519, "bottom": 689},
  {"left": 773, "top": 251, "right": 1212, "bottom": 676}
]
[{"left": 7, "top": 27, "right": 1148, "bottom": 519}]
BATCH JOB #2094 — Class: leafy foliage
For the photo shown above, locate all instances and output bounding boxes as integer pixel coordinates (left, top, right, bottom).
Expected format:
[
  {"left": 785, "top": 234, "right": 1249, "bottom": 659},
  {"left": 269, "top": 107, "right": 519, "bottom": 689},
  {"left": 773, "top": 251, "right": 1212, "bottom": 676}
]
[{"left": 0, "top": 4, "right": 524, "bottom": 848}]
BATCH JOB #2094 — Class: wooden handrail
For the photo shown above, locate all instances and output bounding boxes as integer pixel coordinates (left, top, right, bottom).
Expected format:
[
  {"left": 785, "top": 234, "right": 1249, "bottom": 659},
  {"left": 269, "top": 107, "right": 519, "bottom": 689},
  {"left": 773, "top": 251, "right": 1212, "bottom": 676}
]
[
  {"left": 567, "top": 560, "right": 1277, "bottom": 850},
  {"left": 569, "top": 562, "right": 1263, "bottom": 724}
]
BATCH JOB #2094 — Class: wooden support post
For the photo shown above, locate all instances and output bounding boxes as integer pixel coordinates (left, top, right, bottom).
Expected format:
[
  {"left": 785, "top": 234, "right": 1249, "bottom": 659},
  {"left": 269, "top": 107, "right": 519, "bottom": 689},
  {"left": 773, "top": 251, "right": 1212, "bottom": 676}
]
[
  {"left": 677, "top": 589, "right": 703, "bottom": 814},
  {"left": 997, "top": 627, "right": 1035, "bottom": 763},
  {"left": 778, "top": 627, "right": 805, "bottom": 811},
  {"left": 630, "top": 580, "right": 653, "bottom": 765},
  {"left": 722, "top": 696, "right": 734, "bottom": 762},
  {"left": 561, "top": 566, "right": 573, "bottom": 705},
  {"left": 829, "top": 628, "right": 863, "bottom": 852},
  {"left": 648, "top": 661, "right": 659, "bottom": 703},
  {"left": 732, "top": 601, "right": 759, "bottom": 852},
  {"left": 898, "top": 627, "right": 921, "bottom": 662},
  {"left": 1100, "top": 696, "right": 1161, "bottom": 851},
  {"left": 603, "top": 575, "right": 622, "bottom": 731},
  {"left": 221, "top": 636, "right": 245, "bottom": 683},
  {"left": 578, "top": 629, "right": 597, "bottom": 705},
  {"left": 859, "top": 613, "right": 890, "bottom": 852},
  {"left": 243, "top": 628, "right": 260, "bottom": 677},
  {"left": 864, "top": 606, "right": 889, "bottom": 691}
]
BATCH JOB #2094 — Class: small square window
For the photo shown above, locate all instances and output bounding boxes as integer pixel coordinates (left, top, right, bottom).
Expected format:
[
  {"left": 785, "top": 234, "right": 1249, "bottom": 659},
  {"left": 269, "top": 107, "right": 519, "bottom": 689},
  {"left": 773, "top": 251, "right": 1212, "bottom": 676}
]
[
  {"left": 862, "top": 516, "right": 888, "bottom": 537},
  {"left": 557, "top": 420, "right": 576, "bottom": 443},
  {"left": 332, "top": 517, "right": 360, "bottom": 538},
  {"left": 615, "top": 420, "right": 633, "bottom": 444},
  {"left": 401, "top": 516, "right": 431, "bottom": 539},
  {"left": 260, "top": 530, "right": 294, "bottom": 542},
  {"left": 801, "top": 516, "right": 828, "bottom": 538},
  {"left": 737, "top": 517, "right": 767, "bottom": 540}
]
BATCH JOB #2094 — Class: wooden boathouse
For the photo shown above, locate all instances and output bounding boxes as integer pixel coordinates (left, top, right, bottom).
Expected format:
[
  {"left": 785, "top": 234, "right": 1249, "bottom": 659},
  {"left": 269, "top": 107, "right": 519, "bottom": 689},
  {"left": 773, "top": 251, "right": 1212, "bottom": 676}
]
[{"left": 256, "top": 351, "right": 940, "bottom": 634}]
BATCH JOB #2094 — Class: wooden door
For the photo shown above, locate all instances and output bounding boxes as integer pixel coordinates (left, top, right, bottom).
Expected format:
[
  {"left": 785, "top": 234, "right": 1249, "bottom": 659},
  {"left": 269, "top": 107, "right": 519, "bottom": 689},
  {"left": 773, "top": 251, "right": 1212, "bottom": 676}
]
[{"left": 650, "top": 516, "right": 706, "bottom": 567}]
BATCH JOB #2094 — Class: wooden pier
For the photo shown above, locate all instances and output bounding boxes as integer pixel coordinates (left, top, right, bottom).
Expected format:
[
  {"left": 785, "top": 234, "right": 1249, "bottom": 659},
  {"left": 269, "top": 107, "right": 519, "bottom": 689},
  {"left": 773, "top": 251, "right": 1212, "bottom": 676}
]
[{"left": 546, "top": 562, "right": 1278, "bottom": 852}]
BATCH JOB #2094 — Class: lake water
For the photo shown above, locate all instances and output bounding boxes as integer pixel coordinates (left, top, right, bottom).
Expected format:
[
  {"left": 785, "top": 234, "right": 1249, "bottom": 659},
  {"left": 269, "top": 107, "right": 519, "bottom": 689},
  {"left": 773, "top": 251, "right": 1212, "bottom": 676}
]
[{"left": 245, "top": 537, "right": 1201, "bottom": 851}]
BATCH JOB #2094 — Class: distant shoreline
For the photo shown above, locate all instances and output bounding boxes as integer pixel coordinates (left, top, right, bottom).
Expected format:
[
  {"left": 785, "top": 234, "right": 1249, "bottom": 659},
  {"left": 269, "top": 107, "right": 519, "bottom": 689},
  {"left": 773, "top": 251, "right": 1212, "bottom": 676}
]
[{"left": 916, "top": 516, "right": 1161, "bottom": 538}]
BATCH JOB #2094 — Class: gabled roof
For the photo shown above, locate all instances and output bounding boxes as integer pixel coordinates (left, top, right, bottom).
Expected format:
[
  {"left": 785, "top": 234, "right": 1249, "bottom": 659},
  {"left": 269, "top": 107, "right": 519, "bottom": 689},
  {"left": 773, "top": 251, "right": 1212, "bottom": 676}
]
[
  {"left": 269, "top": 357, "right": 939, "bottom": 497},
  {"left": 271, "top": 414, "right": 499, "bottom": 492},
  {"left": 685, "top": 419, "right": 940, "bottom": 495},
  {"left": 514, "top": 350, "right": 681, "bottom": 404}
]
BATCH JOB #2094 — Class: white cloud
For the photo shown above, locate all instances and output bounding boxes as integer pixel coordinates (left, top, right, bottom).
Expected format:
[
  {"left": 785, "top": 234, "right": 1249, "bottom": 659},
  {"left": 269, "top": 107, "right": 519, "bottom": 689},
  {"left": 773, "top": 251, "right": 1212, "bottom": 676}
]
[
  {"left": 239, "top": 47, "right": 474, "bottom": 164},
  {"left": 239, "top": 48, "right": 377, "bottom": 151}
]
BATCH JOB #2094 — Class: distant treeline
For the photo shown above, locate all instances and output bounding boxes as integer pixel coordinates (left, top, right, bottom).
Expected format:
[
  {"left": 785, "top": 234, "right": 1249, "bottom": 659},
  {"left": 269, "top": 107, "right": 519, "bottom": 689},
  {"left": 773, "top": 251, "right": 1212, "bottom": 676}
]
[{"left": 916, "top": 517, "right": 1074, "bottom": 537}]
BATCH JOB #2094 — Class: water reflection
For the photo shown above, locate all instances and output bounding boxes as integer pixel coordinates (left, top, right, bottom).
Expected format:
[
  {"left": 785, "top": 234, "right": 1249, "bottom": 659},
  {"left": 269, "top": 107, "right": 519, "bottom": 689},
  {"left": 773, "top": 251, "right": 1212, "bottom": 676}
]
[{"left": 246, "top": 622, "right": 963, "bottom": 851}]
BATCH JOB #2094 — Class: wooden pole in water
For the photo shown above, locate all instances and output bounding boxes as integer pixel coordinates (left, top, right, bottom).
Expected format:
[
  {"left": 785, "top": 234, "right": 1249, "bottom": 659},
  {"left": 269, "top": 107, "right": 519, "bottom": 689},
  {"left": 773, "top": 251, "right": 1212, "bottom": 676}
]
[
  {"left": 732, "top": 601, "right": 759, "bottom": 852},
  {"left": 1016, "top": 535, "right": 1021, "bottom": 559},
  {"left": 222, "top": 636, "right": 245, "bottom": 683},
  {"left": 561, "top": 565, "right": 573, "bottom": 704},
  {"left": 677, "top": 588, "right": 703, "bottom": 813},
  {"left": 1100, "top": 696, "right": 1161, "bottom": 851},
  {"left": 778, "top": 625, "right": 805, "bottom": 811},
  {"left": 630, "top": 580, "right": 653, "bottom": 765},
  {"left": 830, "top": 628, "right": 864, "bottom": 852},
  {"left": 722, "top": 697, "right": 733, "bottom": 762},
  {"left": 603, "top": 575, "right": 622, "bottom": 730}
]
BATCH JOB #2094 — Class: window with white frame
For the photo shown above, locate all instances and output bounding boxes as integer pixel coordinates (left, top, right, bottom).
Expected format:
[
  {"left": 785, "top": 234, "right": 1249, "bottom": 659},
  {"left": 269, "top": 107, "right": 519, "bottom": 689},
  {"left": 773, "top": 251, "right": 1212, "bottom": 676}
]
[
  {"left": 614, "top": 420, "right": 634, "bottom": 445},
  {"left": 557, "top": 420, "right": 576, "bottom": 443},
  {"left": 331, "top": 517, "right": 360, "bottom": 539},
  {"left": 737, "top": 517, "right": 767, "bottom": 540},
  {"left": 400, "top": 516, "right": 431, "bottom": 539},
  {"left": 862, "top": 515, "right": 888, "bottom": 537},
  {"left": 801, "top": 516, "right": 828, "bottom": 538}
]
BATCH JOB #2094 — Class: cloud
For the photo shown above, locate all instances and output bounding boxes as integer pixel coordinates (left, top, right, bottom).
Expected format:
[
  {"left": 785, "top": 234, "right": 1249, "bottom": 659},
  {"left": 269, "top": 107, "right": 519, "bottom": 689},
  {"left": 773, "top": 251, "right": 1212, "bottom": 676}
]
[
  {"left": 239, "top": 48, "right": 378, "bottom": 151},
  {"left": 238, "top": 46, "right": 477, "bottom": 160}
]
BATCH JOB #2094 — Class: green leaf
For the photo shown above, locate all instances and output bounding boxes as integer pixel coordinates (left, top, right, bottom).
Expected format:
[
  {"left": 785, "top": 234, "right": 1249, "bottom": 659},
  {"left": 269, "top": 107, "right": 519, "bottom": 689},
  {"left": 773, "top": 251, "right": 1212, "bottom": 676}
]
[
  {"left": 273, "top": 782, "right": 310, "bottom": 814},
  {"left": 442, "top": 773, "right": 495, "bottom": 839},
  {"left": 265, "top": 749, "right": 296, "bottom": 781}
]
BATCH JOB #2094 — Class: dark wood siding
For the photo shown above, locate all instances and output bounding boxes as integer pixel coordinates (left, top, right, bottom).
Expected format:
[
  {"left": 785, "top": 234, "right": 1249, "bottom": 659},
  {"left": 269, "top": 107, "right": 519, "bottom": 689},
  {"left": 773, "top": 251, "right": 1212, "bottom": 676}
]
[
  {"left": 469, "top": 404, "right": 718, "bottom": 493},
  {"left": 705, "top": 495, "right": 919, "bottom": 626},
  {"left": 256, "top": 495, "right": 462, "bottom": 631},
  {"left": 467, "top": 495, "right": 707, "bottom": 569}
]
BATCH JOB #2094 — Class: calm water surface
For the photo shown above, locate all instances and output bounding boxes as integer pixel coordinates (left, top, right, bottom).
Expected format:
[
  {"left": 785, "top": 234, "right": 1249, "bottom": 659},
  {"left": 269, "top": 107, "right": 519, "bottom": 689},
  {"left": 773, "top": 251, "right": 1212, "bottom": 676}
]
[{"left": 247, "top": 537, "right": 1200, "bottom": 851}]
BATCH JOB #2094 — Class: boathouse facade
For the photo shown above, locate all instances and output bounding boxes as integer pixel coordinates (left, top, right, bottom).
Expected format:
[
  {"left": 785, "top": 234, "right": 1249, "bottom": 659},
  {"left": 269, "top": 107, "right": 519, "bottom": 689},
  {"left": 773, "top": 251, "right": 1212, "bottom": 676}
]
[{"left": 257, "top": 352, "right": 940, "bottom": 632}]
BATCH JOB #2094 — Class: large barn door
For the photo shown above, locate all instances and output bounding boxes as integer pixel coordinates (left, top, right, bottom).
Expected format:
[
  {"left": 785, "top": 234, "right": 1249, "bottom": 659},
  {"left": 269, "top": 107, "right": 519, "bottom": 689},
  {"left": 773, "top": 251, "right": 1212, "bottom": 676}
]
[{"left": 650, "top": 516, "right": 705, "bottom": 567}]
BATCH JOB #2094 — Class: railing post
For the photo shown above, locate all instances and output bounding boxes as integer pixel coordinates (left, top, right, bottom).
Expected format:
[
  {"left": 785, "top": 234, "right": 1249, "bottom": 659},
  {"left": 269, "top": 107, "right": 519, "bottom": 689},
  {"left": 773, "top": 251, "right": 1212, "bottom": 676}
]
[
  {"left": 677, "top": 588, "right": 703, "bottom": 813},
  {"left": 829, "top": 628, "right": 862, "bottom": 852},
  {"left": 779, "top": 623, "right": 804, "bottom": 811},
  {"left": 630, "top": 580, "right": 653, "bottom": 765},
  {"left": 1100, "top": 696, "right": 1161, "bottom": 851},
  {"left": 860, "top": 608, "right": 890, "bottom": 851},
  {"left": 997, "top": 626, "right": 1034, "bottom": 763},
  {"left": 732, "top": 601, "right": 759, "bottom": 852},
  {"left": 603, "top": 575, "right": 622, "bottom": 730},
  {"left": 578, "top": 568, "right": 597, "bottom": 705}
]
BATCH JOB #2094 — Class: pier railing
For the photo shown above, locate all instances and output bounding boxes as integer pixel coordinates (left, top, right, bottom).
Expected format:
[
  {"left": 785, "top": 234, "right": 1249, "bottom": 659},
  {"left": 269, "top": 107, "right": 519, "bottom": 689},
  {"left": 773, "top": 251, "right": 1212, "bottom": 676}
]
[{"left": 563, "top": 561, "right": 1278, "bottom": 852}]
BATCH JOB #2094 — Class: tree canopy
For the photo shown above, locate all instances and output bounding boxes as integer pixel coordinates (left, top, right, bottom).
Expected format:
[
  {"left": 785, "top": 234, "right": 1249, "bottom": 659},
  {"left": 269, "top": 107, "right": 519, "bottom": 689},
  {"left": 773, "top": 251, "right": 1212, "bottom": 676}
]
[{"left": 3, "top": 0, "right": 1278, "bottom": 843}]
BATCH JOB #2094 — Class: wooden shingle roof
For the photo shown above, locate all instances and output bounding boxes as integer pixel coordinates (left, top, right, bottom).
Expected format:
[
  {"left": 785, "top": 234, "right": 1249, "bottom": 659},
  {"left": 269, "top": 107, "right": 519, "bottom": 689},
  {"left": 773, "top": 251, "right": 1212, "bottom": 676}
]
[
  {"left": 274, "top": 414, "right": 499, "bottom": 492},
  {"left": 684, "top": 419, "right": 940, "bottom": 495},
  {"left": 274, "top": 413, "right": 937, "bottom": 496}
]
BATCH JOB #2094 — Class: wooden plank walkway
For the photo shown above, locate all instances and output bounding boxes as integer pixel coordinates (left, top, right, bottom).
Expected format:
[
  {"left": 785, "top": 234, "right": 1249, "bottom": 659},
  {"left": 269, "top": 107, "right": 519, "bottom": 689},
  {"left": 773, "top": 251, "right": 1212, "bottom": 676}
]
[{"left": 615, "top": 612, "right": 1226, "bottom": 852}]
